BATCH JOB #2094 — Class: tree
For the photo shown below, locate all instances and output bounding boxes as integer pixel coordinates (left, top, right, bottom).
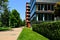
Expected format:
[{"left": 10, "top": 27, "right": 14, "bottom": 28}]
[
  {"left": 22, "top": 20, "right": 25, "bottom": 26},
  {"left": 10, "top": 9, "right": 22, "bottom": 27},
  {"left": 19, "top": 18, "right": 23, "bottom": 26},
  {"left": 54, "top": 2, "right": 60, "bottom": 17},
  {"left": 0, "top": 0, "right": 9, "bottom": 27}
]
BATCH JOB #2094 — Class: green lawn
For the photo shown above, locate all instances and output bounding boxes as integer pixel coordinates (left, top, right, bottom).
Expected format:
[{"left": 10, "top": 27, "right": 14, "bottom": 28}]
[
  {"left": 17, "top": 27, "right": 49, "bottom": 40},
  {"left": 0, "top": 27, "right": 11, "bottom": 31}
]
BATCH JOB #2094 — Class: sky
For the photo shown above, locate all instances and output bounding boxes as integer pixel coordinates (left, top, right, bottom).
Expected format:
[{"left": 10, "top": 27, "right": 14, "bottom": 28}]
[{"left": 9, "top": 0, "right": 30, "bottom": 20}]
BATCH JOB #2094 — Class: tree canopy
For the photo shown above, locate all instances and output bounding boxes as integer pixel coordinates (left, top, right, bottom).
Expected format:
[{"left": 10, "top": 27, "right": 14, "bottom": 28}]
[
  {"left": 54, "top": 2, "right": 60, "bottom": 17},
  {"left": 0, "top": 0, "right": 25, "bottom": 27},
  {"left": 0, "top": 0, "right": 9, "bottom": 27},
  {"left": 10, "top": 9, "right": 22, "bottom": 27}
]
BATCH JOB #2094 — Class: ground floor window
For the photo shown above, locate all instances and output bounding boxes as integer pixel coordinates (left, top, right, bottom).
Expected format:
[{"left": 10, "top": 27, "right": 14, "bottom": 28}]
[
  {"left": 38, "top": 13, "right": 54, "bottom": 21},
  {"left": 38, "top": 14, "right": 43, "bottom": 21}
]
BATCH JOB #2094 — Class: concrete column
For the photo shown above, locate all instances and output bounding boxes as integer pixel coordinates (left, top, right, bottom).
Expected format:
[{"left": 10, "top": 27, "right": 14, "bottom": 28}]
[
  {"left": 50, "top": 4, "right": 51, "bottom": 10},
  {"left": 47, "top": 4, "right": 48, "bottom": 10},
  {"left": 54, "top": 17, "right": 57, "bottom": 21},
  {"left": 36, "top": 5, "right": 38, "bottom": 11},
  {"left": 43, "top": 14, "right": 45, "bottom": 21},
  {"left": 40, "top": 4, "right": 41, "bottom": 10},
  {"left": 47, "top": 14, "right": 48, "bottom": 21},
  {"left": 46, "top": 14, "right": 48, "bottom": 21},
  {"left": 43, "top": 5, "right": 45, "bottom": 11},
  {"left": 37, "top": 15, "right": 38, "bottom": 21}
]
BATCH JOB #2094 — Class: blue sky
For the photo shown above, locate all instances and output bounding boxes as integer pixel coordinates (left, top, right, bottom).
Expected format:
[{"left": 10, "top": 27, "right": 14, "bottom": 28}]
[{"left": 9, "top": 0, "right": 30, "bottom": 20}]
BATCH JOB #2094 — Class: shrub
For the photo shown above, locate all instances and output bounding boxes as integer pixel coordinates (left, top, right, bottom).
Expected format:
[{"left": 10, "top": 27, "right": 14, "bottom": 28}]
[{"left": 32, "top": 21, "right": 60, "bottom": 40}]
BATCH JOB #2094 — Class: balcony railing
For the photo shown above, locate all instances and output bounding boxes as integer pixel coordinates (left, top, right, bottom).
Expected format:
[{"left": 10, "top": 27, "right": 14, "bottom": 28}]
[
  {"left": 26, "top": 17, "right": 30, "bottom": 19},
  {"left": 36, "top": 10, "right": 54, "bottom": 13},
  {"left": 26, "top": 7, "right": 30, "bottom": 9},
  {"left": 26, "top": 20, "right": 30, "bottom": 22},
  {"left": 26, "top": 4, "right": 30, "bottom": 6},
  {"left": 26, "top": 11, "right": 30, "bottom": 12},
  {"left": 26, "top": 14, "right": 30, "bottom": 15}
]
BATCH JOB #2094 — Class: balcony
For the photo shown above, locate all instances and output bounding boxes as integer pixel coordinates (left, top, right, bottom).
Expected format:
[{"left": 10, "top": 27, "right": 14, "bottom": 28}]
[
  {"left": 36, "top": 4, "right": 55, "bottom": 13},
  {"left": 26, "top": 10, "right": 30, "bottom": 12},
  {"left": 36, "top": 10, "right": 54, "bottom": 13},
  {"left": 26, "top": 20, "right": 30, "bottom": 22},
  {"left": 26, "top": 14, "right": 30, "bottom": 16},
  {"left": 26, "top": 4, "right": 30, "bottom": 6},
  {"left": 26, "top": 7, "right": 30, "bottom": 9},
  {"left": 26, "top": 17, "right": 30, "bottom": 19},
  {"left": 26, "top": 15, "right": 30, "bottom": 17}
]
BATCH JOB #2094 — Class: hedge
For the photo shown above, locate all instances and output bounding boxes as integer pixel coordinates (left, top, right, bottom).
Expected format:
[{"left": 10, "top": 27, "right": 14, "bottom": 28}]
[{"left": 32, "top": 21, "right": 60, "bottom": 40}]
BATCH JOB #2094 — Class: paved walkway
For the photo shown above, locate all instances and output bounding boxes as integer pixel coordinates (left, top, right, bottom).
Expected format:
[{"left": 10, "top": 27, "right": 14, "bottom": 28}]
[{"left": 0, "top": 27, "right": 24, "bottom": 40}]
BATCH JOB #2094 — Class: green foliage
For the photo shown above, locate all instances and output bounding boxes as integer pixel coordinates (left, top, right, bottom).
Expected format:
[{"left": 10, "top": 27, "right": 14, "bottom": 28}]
[
  {"left": 4, "top": 0, "right": 8, "bottom": 2},
  {"left": 10, "top": 9, "right": 22, "bottom": 27},
  {"left": 0, "top": 22, "right": 2, "bottom": 27},
  {"left": 1, "top": 9, "right": 9, "bottom": 27},
  {"left": 21, "top": 20, "right": 25, "bottom": 26},
  {"left": 17, "top": 27, "right": 48, "bottom": 40},
  {"left": 0, "top": 0, "right": 9, "bottom": 27},
  {"left": 54, "top": 2, "right": 60, "bottom": 17},
  {"left": 32, "top": 21, "right": 60, "bottom": 40},
  {"left": 0, "top": 0, "right": 23, "bottom": 28},
  {"left": 0, "top": 27, "right": 11, "bottom": 31},
  {"left": 19, "top": 19, "right": 23, "bottom": 26}
]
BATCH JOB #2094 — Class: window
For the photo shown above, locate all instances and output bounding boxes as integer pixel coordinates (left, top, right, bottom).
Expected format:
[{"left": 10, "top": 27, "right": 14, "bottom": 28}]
[
  {"left": 38, "top": 5, "right": 40, "bottom": 10},
  {"left": 38, "top": 14, "right": 40, "bottom": 21},
  {"left": 45, "top": 4, "right": 47, "bottom": 10},
  {"left": 51, "top": 5, "right": 54, "bottom": 11},
  {"left": 45, "top": 14, "right": 47, "bottom": 20},
  {"left": 41, "top": 4, "right": 44, "bottom": 10},
  {"left": 38, "top": 14, "right": 43, "bottom": 21},
  {"left": 48, "top": 14, "right": 52, "bottom": 20},
  {"left": 48, "top": 4, "right": 50, "bottom": 10},
  {"left": 52, "top": 14, "right": 54, "bottom": 20}
]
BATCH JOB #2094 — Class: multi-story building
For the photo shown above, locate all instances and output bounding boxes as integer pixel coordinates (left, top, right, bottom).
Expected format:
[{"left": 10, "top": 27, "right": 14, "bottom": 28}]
[
  {"left": 30, "top": 0, "right": 60, "bottom": 24},
  {"left": 26, "top": 2, "right": 30, "bottom": 27}
]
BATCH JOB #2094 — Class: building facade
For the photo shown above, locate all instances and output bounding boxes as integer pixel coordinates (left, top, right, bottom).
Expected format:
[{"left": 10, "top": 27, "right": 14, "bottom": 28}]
[
  {"left": 30, "top": 0, "right": 60, "bottom": 24},
  {"left": 26, "top": 2, "right": 30, "bottom": 27}
]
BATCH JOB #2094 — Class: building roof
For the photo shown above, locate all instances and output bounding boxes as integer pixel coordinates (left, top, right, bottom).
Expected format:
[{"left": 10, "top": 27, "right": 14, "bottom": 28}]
[{"left": 36, "top": 0, "right": 60, "bottom": 3}]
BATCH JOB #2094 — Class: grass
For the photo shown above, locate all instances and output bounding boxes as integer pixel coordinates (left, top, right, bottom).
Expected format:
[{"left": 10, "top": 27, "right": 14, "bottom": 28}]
[
  {"left": 0, "top": 27, "right": 11, "bottom": 31},
  {"left": 17, "top": 27, "right": 49, "bottom": 40}
]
